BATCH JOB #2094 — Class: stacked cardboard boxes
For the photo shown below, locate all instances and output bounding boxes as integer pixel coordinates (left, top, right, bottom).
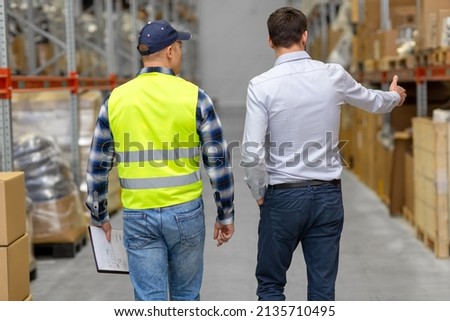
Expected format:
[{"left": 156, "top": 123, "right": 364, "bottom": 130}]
[
  {"left": 412, "top": 117, "right": 450, "bottom": 258},
  {"left": 0, "top": 172, "right": 30, "bottom": 301},
  {"left": 417, "top": 0, "right": 450, "bottom": 50},
  {"left": 351, "top": 0, "right": 417, "bottom": 67}
]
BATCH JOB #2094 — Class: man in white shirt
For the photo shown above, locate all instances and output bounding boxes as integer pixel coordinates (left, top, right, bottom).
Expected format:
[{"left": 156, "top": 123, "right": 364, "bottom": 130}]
[{"left": 241, "top": 6, "right": 406, "bottom": 301}]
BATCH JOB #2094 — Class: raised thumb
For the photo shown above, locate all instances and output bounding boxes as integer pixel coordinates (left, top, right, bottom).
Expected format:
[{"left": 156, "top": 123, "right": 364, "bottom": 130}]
[
  {"left": 392, "top": 75, "right": 398, "bottom": 86},
  {"left": 389, "top": 75, "right": 399, "bottom": 91}
]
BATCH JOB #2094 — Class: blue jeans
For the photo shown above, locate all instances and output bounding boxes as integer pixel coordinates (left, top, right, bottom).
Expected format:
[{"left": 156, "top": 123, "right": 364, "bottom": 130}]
[
  {"left": 256, "top": 182, "right": 344, "bottom": 301},
  {"left": 122, "top": 197, "right": 205, "bottom": 301}
]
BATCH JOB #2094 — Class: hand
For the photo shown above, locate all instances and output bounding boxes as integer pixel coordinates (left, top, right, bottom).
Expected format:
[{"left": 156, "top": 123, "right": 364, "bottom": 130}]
[
  {"left": 389, "top": 75, "right": 407, "bottom": 106},
  {"left": 213, "top": 222, "right": 234, "bottom": 247},
  {"left": 257, "top": 197, "right": 264, "bottom": 206},
  {"left": 101, "top": 222, "right": 112, "bottom": 242}
]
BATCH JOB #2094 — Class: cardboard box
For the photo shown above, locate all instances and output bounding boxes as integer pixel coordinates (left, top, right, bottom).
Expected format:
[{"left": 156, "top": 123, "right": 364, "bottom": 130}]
[
  {"left": 418, "top": 0, "right": 450, "bottom": 50},
  {"left": 412, "top": 118, "right": 450, "bottom": 258},
  {"left": 9, "top": 34, "right": 27, "bottom": 74},
  {"left": 404, "top": 151, "right": 414, "bottom": 214},
  {"left": 375, "top": 29, "right": 399, "bottom": 59},
  {"left": 375, "top": 138, "right": 393, "bottom": 205},
  {"left": 0, "top": 172, "right": 26, "bottom": 246},
  {"left": 438, "top": 9, "right": 450, "bottom": 48},
  {"left": 390, "top": 0, "right": 415, "bottom": 6},
  {"left": 0, "top": 234, "right": 30, "bottom": 301},
  {"left": 363, "top": 0, "right": 380, "bottom": 30},
  {"left": 362, "top": 0, "right": 414, "bottom": 31},
  {"left": 391, "top": 5, "right": 416, "bottom": 28},
  {"left": 351, "top": 0, "right": 360, "bottom": 24}
]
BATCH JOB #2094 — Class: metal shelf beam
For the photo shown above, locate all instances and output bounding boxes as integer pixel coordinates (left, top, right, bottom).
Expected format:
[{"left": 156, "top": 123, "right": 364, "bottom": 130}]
[{"left": 0, "top": 0, "right": 12, "bottom": 171}]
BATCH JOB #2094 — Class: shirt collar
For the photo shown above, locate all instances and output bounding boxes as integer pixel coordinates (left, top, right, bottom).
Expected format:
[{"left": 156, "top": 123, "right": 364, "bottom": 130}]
[
  {"left": 138, "top": 66, "right": 175, "bottom": 76},
  {"left": 274, "top": 51, "right": 311, "bottom": 66}
]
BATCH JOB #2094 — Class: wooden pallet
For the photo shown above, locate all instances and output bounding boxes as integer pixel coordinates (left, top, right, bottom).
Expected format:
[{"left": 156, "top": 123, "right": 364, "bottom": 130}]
[
  {"left": 380, "top": 193, "right": 390, "bottom": 207},
  {"left": 416, "top": 48, "right": 450, "bottom": 66},
  {"left": 363, "top": 59, "right": 377, "bottom": 73},
  {"left": 378, "top": 56, "right": 396, "bottom": 71},
  {"left": 30, "top": 267, "right": 37, "bottom": 281},
  {"left": 376, "top": 54, "right": 417, "bottom": 72},
  {"left": 404, "top": 54, "right": 418, "bottom": 69},
  {"left": 402, "top": 205, "right": 415, "bottom": 227},
  {"left": 29, "top": 258, "right": 37, "bottom": 281},
  {"left": 429, "top": 48, "right": 450, "bottom": 66},
  {"left": 415, "top": 49, "right": 434, "bottom": 66},
  {"left": 416, "top": 225, "right": 450, "bottom": 258},
  {"left": 33, "top": 231, "right": 87, "bottom": 258}
]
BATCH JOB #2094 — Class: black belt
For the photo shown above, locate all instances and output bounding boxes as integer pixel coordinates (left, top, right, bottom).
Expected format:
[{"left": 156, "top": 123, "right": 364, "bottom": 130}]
[{"left": 269, "top": 179, "right": 341, "bottom": 189}]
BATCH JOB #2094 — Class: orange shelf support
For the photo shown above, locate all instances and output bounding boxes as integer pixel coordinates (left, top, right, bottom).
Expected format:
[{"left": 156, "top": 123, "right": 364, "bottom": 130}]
[
  {"left": 11, "top": 74, "right": 73, "bottom": 93},
  {"left": 415, "top": 66, "right": 427, "bottom": 84},
  {"left": 426, "top": 65, "right": 450, "bottom": 81},
  {"left": 0, "top": 68, "right": 12, "bottom": 99},
  {"left": 69, "top": 71, "right": 79, "bottom": 94},
  {"left": 6, "top": 73, "right": 127, "bottom": 95}
]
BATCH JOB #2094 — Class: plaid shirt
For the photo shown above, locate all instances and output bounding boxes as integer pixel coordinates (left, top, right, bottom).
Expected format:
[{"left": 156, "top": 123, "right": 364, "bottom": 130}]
[{"left": 86, "top": 67, "right": 234, "bottom": 226}]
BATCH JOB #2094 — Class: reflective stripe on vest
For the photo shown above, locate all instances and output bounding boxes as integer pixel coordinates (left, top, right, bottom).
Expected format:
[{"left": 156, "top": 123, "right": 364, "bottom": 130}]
[
  {"left": 116, "top": 147, "right": 200, "bottom": 163},
  {"left": 120, "top": 170, "right": 201, "bottom": 189},
  {"left": 108, "top": 72, "right": 202, "bottom": 209}
]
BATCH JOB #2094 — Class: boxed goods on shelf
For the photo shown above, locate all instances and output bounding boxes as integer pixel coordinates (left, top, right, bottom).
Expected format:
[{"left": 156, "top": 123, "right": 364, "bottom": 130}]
[
  {"left": 418, "top": 0, "right": 450, "bottom": 50},
  {"left": 351, "top": 109, "right": 382, "bottom": 191},
  {"left": 412, "top": 117, "right": 450, "bottom": 258},
  {"left": 374, "top": 29, "right": 399, "bottom": 61},
  {"left": 403, "top": 150, "right": 414, "bottom": 223},
  {"left": 375, "top": 137, "right": 393, "bottom": 206},
  {"left": 0, "top": 172, "right": 26, "bottom": 246},
  {"left": 390, "top": 5, "right": 416, "bottom": 29},
  {"left": 339, "top": 105, "right": 355, "bottom": 168},
  {"left": 389, "top": 130, "right": 412, "bottom": 216},
  {"left": 0, "top": 234, "right": 30, "bottom": 301}
]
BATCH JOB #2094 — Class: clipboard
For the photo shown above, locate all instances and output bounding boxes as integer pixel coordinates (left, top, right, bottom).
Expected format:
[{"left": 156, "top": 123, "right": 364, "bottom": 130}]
[{"left": 88, "top": 225, "right": 129, "bottom": 274}]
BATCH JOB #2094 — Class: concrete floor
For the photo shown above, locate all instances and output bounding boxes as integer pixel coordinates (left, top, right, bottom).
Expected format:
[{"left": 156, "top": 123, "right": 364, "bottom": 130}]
[{"left": 30, "top": 108, "right": 450, "bottom": 301}]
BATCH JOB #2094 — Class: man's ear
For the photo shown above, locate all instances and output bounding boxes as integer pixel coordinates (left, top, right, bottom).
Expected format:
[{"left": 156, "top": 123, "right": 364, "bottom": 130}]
[
  {"left": 165, "top": 44, "right": 173, "bottom": 59},
  {"left": 302, "top": 31, "right": 308, "bottom": 46},
  {"left": 268, "top": 36, "right": 275, "bottom": 49}
]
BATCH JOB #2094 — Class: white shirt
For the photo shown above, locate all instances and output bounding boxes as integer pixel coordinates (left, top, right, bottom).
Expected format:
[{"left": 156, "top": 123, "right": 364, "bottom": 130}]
[{"left": 241, "top": 51, "right": 400, "bottom": 200}]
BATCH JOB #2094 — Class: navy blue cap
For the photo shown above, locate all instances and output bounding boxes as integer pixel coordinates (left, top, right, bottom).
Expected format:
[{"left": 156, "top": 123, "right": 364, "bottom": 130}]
[{"left": 137, "top": 20, "right": 192, "bottom": 55}]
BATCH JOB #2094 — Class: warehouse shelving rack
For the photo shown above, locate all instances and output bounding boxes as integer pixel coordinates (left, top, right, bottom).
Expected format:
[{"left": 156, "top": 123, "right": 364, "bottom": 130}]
[
  {"left": 301, "top": 0, "right": 344, "bottom": 61},
  {"left": 357, "top": 65, "right": 450, "bottom": 117},
  {"left": 350, "top": 0, "right": 450, "bottom": 124},
  {"left": 0, "top": 0, "right": 199, "bottom": 185},
  {"left": 306, "top": 0, "right": 450, "bottom": 132}
]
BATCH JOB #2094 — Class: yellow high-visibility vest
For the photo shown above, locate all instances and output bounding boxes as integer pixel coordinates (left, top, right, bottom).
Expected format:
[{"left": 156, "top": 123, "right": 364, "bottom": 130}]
[{"left": 108, "top": 72, "right": 202, "bottom": 209}]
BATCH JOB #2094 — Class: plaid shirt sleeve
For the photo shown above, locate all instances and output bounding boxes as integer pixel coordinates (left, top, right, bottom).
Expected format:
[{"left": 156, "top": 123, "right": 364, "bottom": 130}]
[
  {"left": 85, "top": 96, "right": 115, "bottom": 226},
  {"left": 197, "top": 89, "right": 235, "bottom": 225}
]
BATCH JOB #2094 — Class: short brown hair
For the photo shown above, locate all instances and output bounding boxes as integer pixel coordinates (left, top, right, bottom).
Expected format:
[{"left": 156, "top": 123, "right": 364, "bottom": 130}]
[{"left": 267, "top": 7, "right": 307, "bottom": 48}]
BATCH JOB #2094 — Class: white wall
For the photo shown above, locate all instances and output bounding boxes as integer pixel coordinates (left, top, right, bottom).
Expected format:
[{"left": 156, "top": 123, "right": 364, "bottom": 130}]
[{"left": 198, "top": 0, "right": 289, "bottom": 109}]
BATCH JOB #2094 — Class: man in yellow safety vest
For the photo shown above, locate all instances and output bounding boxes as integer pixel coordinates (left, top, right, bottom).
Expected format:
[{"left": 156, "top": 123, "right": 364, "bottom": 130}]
[{"left": 86, "top": 20, "right": 235, "bottom": 301}]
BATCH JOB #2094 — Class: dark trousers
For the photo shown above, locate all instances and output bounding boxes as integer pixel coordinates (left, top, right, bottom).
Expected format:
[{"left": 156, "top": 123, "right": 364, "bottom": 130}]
[{"left": 256, "top": 182, "right": 344, "bottom": 301}]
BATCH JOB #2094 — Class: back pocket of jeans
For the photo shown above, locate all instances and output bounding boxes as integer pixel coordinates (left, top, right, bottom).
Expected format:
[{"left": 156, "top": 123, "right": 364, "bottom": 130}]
[
  {"left": 175, "top": 206, "right": 205, "bottom": 247},
  {"left": 123, "top": 210, "right": 150, "bottom": 250}
]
